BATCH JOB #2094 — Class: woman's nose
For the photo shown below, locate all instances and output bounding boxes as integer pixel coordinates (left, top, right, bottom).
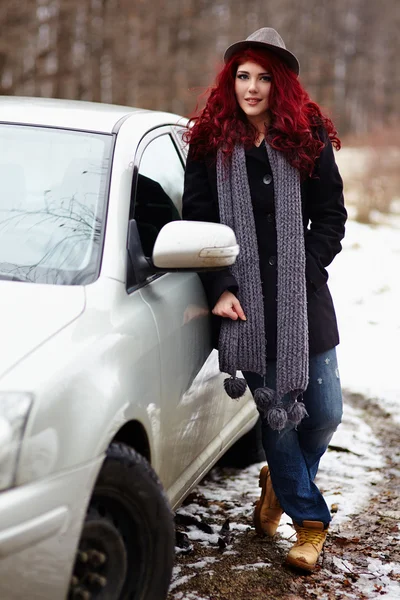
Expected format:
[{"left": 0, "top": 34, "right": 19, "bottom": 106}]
[{"left": 248, "top": 79, "right": 258, "bottom": 93}]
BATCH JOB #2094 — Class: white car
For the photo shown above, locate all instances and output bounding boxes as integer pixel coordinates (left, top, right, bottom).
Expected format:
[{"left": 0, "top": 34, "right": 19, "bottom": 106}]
[{"left": 0, "top": 97, "right": 258, "bottom": 600}]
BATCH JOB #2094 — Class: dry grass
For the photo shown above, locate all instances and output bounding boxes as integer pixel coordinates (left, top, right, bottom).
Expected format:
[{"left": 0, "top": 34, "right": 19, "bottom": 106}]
[{"left": 338, "top": 125, "right": 400, "bottom": 223}]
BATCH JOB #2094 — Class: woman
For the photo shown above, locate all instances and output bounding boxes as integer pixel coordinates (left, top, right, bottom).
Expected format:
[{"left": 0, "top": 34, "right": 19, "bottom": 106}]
[{"left": 182, "top": 27, "right": 346, "bottom": 572}]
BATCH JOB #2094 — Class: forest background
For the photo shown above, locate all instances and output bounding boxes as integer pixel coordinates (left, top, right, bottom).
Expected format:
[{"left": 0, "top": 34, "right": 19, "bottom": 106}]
[{"left": 0, "top": 0, "right": 399, "bottom": 220}]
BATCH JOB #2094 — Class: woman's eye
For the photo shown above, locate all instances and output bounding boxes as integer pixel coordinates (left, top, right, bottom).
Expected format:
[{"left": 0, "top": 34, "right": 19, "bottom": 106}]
[{"left": 237, "top": 74, "right": 271, "bottom": 82}]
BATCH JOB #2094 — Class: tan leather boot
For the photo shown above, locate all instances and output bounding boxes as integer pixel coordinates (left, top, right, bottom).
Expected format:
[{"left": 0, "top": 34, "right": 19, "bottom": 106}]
[
  {"left": 253, "top": 465, "right": 284, "bottom": 537},
  {"left": 285, "top": 520, "right": 328, "bottom": 571}
]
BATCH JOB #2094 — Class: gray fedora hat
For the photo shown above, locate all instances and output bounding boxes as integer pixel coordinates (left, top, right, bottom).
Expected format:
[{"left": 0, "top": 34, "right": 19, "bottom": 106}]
[{"left": 223, "top": 27, "right": 300, "bottom": 75}]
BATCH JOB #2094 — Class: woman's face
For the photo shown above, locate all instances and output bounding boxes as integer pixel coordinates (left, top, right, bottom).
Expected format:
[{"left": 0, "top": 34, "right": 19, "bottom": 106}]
[{"left": 234, "top": 60, "right": 271, "bottom": 126}]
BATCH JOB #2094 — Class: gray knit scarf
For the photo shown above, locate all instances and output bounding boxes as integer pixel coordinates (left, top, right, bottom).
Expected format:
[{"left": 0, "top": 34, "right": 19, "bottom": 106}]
[{"left": 216, "top": 142, "right": 309, "bottom": 431}]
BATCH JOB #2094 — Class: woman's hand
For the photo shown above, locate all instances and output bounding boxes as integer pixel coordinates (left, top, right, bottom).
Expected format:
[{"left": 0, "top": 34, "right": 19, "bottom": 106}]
[{"left": 212, "top": 291, "right": 247, "bottom": 321}]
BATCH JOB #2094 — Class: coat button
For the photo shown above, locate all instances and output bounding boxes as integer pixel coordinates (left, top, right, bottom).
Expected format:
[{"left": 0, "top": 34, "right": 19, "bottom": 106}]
[
  {"left": 268, "top": 256, "right": 276, "bottom": 266},
  {"left": 263, "top": 174, "right": 272, "bottom": 185},
  {"left": 267, "top": 213, "right": 274, "bottom": 223}
]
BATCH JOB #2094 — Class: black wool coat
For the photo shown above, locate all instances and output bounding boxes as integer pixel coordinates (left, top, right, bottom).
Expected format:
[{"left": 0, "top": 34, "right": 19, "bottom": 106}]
[{"left": 182, "top": 130, "right": 347, "bottom": 359}]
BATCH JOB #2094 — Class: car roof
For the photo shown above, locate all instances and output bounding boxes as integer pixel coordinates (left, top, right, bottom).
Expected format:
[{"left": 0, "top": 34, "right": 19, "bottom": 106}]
[{"left": 0, "top": 96, "right": 183, "bottom": 134}]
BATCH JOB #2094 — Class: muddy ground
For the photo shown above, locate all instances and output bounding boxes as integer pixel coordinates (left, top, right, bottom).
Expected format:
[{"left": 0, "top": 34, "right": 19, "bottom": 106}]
[{"left": 167, "top": 392, "right": 400, "bottom": 600}]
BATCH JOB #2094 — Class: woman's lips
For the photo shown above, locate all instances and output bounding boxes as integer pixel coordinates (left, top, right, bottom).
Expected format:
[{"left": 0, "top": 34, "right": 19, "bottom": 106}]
[{"left": 245, "top": 99, "right": 261, "bottom": 105}]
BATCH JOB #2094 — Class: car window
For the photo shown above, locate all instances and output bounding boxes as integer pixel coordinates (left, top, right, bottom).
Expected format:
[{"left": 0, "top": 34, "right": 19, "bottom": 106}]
[
  {"left": 132, "top": 134, "right": 183, "bottom": 257},
  {"left": 0, "top": 124, "right": 112, "bottom": 285}
]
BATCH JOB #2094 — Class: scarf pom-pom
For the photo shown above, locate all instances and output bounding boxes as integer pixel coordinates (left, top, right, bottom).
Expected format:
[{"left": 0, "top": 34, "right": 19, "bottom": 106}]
[
  {"left": 287, "top": 401, "right": 309, "bottom": 426},
  {"left": 253, "top": 387, "right": 276, "bottom": 415},
  {"left": 267, "top": 406, "right": 288, "bottom": 431},
  {"left": 224, "top": 376, "right": 247, "bottom": 399}
]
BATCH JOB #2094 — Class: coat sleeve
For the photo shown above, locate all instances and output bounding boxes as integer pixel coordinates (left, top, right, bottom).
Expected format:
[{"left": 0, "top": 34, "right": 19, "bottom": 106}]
[
  {"left": 305, "top": 129, "right": 347, "bottom": 291},
  {"left": 182, "top": 145, "right": 239, "bottom": 308}
]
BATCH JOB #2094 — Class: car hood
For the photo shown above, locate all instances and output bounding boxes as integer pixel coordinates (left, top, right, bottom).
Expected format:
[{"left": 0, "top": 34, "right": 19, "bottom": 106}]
[{"left": 0, "top": 281, "right": 85, "bottom": 379}]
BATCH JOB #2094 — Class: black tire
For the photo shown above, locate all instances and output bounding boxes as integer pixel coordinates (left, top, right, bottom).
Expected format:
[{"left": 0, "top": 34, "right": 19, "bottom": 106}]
[{"left": 69, "top": 442, "right": 174, "bottom": 600}]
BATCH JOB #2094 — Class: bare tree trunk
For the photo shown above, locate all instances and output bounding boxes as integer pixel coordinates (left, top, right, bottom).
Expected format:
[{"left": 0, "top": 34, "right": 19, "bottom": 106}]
[{"left": 54, "top": 0, "right": 76, "bottom": 99}]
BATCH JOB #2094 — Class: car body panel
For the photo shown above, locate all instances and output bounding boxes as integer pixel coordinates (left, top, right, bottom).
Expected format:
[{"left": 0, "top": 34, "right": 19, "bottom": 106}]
[
  {"left": 139, "top": 271, "right": 253, "bottom": 494},
  {"left": 0, "top": 457, "right": 103, "bottom": 600},
  {"left": 0, "top": 95, "right": 141, "bottom": 134},
  {"left": 3, "top": 274, "right": 255, "bottom": 501},
  {"left": 3, "top": 277, "right": 159, "bottom": 485},
  {"left": 0, "top": 281, "right": 85, "bottom": 379}
]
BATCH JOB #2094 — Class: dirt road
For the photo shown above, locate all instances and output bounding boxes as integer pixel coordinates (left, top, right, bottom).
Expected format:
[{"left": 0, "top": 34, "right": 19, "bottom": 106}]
[{"left": 168, "top": 392, "right": 400, "bottom": 600}]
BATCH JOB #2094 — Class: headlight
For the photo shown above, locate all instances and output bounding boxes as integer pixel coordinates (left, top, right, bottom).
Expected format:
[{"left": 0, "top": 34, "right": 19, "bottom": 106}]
[{"left": 0, "top": 393, "right": 33, "bottom": 491}]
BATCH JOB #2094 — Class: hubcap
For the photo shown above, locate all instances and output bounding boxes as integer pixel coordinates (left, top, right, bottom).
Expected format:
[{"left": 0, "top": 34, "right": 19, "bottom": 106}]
[{"left": 69, "top": 509, "right": 127, "bottom": 599}]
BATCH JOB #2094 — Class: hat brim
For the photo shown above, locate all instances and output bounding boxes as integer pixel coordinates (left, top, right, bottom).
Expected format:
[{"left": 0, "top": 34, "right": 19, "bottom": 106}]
[{"left": 223, "top": 41, "right": 300, "bottom": 75}]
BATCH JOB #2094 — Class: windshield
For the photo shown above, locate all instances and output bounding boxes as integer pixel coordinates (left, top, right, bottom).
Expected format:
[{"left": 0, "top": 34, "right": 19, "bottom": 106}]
[{"left": 0, "top": 124, "right": 113, "bottom": 285}]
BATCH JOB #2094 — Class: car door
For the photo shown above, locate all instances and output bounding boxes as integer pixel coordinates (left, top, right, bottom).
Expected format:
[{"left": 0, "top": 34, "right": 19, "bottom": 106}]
[{"left": 130, "top": 127, "right": 238, "bottom": 498}]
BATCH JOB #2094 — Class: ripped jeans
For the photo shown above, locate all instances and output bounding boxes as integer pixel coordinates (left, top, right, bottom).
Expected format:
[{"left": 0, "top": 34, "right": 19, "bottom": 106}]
[{"left": 243, "top": 347, "right": 343, "bottom": 528}]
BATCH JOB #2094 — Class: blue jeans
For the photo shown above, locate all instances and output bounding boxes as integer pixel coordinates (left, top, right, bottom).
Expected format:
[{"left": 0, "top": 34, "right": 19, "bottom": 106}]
[{"left": 244, "top": 347, "right": 343, "bottom": 528}]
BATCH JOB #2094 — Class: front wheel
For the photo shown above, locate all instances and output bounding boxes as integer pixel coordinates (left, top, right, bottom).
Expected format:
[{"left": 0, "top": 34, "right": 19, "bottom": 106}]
[{"left": 69, "top": 443, "right": 175, "bottom": 600}]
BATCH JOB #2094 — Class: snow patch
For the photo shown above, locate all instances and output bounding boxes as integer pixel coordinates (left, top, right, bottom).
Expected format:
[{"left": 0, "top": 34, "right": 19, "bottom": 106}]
[
  {"left": 186, "top": 557, "right": 219, "bottom": 569},
  {"left": 232, "top": 562, "right": 271, "bottom": 571},
  {"left": 186, "top": 527, "right": 219, "bottom": 545},
  {"left": 329, "top": 218, "right": 400, "bottom": 423},
  {"left": 173, "top": 593, "right": 210, "bottom": 600},
  {"left": 169, "top": 574, "right": 197, "bottom": 592}
]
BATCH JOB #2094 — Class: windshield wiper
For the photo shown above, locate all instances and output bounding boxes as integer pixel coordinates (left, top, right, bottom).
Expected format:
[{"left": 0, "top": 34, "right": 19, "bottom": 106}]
[{"left": 0, "top": 273, "right": 28, "bottom": 283}]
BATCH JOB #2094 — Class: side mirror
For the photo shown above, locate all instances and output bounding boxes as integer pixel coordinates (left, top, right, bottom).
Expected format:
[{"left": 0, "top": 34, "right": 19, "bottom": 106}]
[{"left": 152, "top": 220, "right": 239, "bottom": 270}]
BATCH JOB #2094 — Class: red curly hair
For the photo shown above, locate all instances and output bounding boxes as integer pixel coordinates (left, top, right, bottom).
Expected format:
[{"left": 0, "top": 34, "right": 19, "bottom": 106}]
[{"left": 184, "top": 48, "right": 341, "bottom": 177}]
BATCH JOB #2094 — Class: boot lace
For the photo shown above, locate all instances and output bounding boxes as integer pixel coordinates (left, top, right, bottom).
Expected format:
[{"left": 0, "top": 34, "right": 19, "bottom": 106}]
[{"left": 296, "top": 527, "right": 326, "bottom": 548}]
